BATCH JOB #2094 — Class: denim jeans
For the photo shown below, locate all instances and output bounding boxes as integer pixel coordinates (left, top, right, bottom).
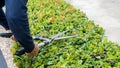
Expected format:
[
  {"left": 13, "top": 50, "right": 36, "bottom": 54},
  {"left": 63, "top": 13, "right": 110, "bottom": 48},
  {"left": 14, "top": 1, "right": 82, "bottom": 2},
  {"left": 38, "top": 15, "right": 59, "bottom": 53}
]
[{"left": 0, "top": 0, "right": 34, "bottom": 53}]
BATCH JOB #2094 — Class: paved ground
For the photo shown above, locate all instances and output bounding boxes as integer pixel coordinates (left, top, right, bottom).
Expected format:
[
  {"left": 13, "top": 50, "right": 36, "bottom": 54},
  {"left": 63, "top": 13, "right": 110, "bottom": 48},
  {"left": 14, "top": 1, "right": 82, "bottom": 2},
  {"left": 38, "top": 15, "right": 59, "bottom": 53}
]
[
  {"left": 0, "top": 26, "right": 17, "bottom": 68},
  {"left": 65, "top": 0, "right": 120, "bottom": 44}
]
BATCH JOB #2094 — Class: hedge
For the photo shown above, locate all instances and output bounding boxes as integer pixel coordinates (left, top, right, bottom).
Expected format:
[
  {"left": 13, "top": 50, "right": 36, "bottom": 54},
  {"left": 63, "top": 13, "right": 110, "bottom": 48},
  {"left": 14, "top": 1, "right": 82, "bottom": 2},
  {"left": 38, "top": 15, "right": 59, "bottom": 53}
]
[{"left": 11, "top": 0, "right": 120, "bottom": 68}]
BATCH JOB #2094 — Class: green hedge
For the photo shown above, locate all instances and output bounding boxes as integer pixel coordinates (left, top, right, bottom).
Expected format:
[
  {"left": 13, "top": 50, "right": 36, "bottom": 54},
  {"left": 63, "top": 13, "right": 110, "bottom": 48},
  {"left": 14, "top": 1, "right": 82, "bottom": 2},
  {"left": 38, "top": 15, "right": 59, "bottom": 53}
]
[{"left": 11, "top": 0, "right": 120, "bottom": 68}]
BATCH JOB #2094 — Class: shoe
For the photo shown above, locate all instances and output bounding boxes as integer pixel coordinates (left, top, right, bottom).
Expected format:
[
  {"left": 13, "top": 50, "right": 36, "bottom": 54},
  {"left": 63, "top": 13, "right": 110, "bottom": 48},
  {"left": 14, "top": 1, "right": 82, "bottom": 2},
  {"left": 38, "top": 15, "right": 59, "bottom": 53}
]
[
  {"left": 0, "top": 33, "right": 13, "bottom": 38},
  {"left": 26, "top": 43, "right": 39, "bottom": 57},
  {"left": 14, "top": 48, "right": 25, "bottom": 56}
]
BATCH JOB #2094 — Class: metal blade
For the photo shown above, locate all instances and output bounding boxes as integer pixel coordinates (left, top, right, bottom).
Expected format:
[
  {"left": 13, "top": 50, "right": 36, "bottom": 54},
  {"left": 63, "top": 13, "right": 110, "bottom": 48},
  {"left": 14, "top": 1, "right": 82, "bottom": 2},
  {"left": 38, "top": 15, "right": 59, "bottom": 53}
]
[
  {"left": 54, "top": 36, "right": 76, "bottom": 40},
  {"left": 33, "top": 36, "right": 50, "bottom": 41},
  {"left": 38, "top": 41, "right": 51, "bottom": 47},
  {"left": 51, "top": 30, "right": 69, "bottom": 40}
]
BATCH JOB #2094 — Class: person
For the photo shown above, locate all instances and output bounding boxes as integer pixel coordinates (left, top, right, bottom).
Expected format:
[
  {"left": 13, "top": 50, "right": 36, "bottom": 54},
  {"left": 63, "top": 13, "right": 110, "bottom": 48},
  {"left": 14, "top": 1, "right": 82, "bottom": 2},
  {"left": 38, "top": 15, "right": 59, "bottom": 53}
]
[{"left": 0, "top": 0, "right": 39, "bottom": 57}]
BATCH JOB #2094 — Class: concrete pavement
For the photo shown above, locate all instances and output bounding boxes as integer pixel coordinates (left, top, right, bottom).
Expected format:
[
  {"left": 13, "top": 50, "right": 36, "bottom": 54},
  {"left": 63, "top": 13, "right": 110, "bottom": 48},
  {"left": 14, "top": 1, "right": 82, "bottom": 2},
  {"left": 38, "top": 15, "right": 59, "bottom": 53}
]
[
  {"left": 65, "top": 0, "right": 120, "bottom": 44},
  {"left": 0, "top": 26, "right": 17, "bottom": 68}
]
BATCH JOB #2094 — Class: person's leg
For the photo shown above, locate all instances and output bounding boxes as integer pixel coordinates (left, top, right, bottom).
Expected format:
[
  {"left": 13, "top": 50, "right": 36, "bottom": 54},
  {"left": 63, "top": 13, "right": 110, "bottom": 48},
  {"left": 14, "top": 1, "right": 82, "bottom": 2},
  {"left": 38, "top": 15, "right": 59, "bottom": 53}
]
[
  {"left": 5, "top": 0, "right": 39, "bottom": 56},
  {"left": 0, "top": 0, "right": 12, "bottom": 38},
  {"left": 0, "top": 0, "right": 9, "bottom": 30}
]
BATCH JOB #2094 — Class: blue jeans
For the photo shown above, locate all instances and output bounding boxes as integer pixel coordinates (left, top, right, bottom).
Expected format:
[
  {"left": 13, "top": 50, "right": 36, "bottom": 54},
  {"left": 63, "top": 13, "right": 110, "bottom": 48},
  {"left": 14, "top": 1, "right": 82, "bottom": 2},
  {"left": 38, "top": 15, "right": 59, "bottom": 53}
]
[{"left": 0, "top": 0, "right": 34, "bottom": 53}]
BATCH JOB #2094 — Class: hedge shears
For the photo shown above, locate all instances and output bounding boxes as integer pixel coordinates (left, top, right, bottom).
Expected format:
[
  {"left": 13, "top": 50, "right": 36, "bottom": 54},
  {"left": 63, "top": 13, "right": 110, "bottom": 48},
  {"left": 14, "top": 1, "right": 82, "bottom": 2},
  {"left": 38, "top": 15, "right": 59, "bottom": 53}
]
[{"left": 33, "top": 30, "right": 76, "bottom": 47}]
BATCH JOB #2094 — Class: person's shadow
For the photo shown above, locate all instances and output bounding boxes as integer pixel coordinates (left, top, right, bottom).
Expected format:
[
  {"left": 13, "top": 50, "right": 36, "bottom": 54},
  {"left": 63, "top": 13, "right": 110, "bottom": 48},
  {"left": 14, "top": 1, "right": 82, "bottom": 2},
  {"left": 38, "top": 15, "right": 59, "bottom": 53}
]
[{"left": 0, "top": 49, "right": 8, "bottom": 68}]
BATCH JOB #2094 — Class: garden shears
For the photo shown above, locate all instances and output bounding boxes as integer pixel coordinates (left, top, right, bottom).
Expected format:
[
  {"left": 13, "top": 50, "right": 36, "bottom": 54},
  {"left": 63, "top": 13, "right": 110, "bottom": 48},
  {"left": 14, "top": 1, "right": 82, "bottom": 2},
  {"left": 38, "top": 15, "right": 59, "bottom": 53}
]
[{"left": 33, "top": 30, "right": 76, "bottom": 47}]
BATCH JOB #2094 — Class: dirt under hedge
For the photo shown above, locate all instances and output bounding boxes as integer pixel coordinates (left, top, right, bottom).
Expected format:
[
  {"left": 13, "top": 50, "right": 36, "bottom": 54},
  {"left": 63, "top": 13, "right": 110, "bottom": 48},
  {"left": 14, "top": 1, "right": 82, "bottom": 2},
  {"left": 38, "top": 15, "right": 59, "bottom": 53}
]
[{"left": 11, "top": 0, "right": 120, "bottom": 68}]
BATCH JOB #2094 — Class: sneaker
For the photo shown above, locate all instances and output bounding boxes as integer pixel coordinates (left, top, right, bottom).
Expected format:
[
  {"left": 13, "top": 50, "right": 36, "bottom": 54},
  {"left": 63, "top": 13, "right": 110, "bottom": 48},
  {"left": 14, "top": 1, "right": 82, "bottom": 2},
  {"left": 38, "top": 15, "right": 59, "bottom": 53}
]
[
  {"left": 14, "top": 48, "right": 25, "bottom": 56},
  {"left": 0, "top": 33, "right": 13, "bottom": 38}
]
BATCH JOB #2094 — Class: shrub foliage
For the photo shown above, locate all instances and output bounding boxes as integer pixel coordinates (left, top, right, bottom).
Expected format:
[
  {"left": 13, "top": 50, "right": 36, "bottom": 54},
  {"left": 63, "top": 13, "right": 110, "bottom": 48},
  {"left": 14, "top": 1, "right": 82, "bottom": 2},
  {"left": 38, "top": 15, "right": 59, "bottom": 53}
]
[{"left": 11, "top": 0, "right": 120, "bottom": 68}]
